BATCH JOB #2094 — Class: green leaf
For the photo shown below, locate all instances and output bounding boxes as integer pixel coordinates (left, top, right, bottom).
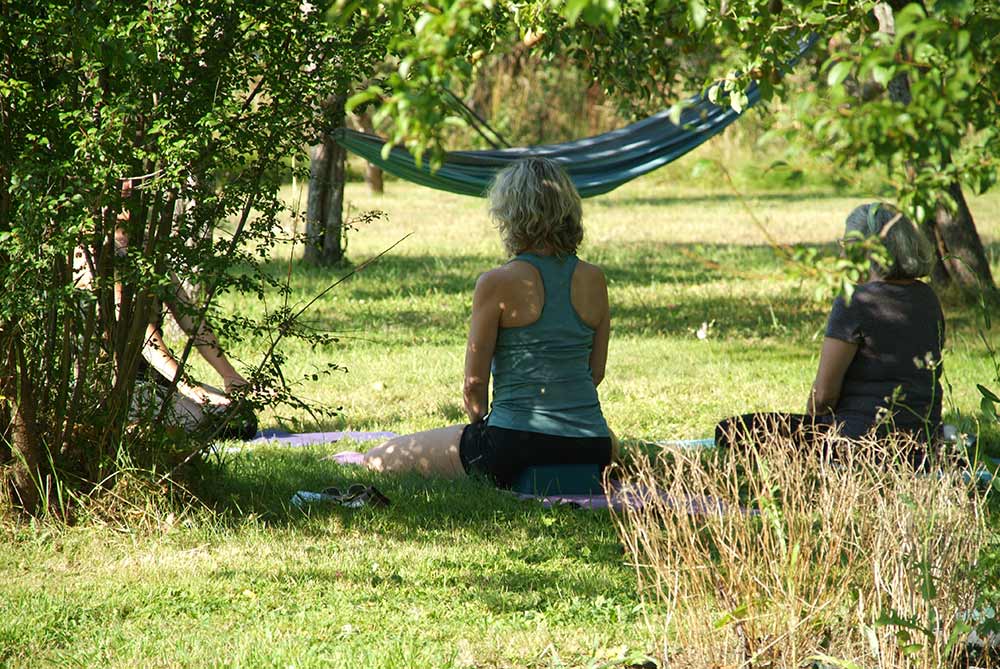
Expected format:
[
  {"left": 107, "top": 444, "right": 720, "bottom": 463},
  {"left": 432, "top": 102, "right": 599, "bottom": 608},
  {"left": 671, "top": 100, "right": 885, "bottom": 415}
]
[
  {"left": 714, "top": 603, "right": 748, "bottom": 628},
  {"left": 346, "top": 87, "right": 380, "bottom": 114},
  {"left": 982, "top": 396, "right": 998, "bottom": 421},
  {"left": 564, "top": 0, "right": 590, "bottom": 26},
  {"left": 668, "top": 100, "right": 686, "bottom": 125},
  {"left": 919, "top": 562, "right": 937, "bottom": 601},
  {"left": 730, "top": 89, "right": 748, "bottom": 113},
  {"left": 380, "top": 141, "right": 394, "bottom": 161},
  {"left": 827, "top": 60, "right": 852, "bottom": 87},
  {"left": 875, "top": 611, "right": 922, "bottom": 631},
  {"left": 707, "top": 83, "right": 720, "bottom": 105},
  {"left": 955, "top": 30, "right": 970, "bottom": 54},
  {"left": 689, "top": 0, "right": 708, "bottom": 28},
  {"left": 977, "top": 384, "right": 1000, "bottom": 403},
  {"left": 932, "top": 0, "right": 974, "bottom": 18},
  {"left": 871, "top": 65, "right": 892, "bottom": 86}
]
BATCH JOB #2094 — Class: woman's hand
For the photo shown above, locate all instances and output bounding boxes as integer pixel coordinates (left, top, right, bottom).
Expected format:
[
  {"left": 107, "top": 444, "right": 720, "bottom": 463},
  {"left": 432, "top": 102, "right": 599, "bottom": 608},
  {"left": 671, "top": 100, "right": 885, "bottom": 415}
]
[
  {"left": 463, "top": 271, "right": 502, "bottom": 423},
  {"left": 177, "top": 379, "right": 231, "bottom": 407},
  {"left": 222, "top": 373, "right": 249, "bottom": 394}
]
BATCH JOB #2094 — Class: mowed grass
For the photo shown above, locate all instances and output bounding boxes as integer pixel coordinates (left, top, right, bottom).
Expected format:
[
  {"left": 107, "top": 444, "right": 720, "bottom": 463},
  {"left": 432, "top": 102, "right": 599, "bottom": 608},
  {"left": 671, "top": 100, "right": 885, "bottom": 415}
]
[{"left": 2, "top": 168, "right": 999, "bottom": 668}]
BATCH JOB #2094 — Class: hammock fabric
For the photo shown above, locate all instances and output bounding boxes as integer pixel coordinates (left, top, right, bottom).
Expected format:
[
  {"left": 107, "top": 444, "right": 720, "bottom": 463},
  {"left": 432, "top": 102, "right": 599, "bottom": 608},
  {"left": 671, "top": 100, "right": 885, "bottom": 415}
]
[
  {"left": 334, "top": 86, "right": 762, "bottom": 198},
  {"left": 335, "top": 40, "right": 816, "bottom": 198}
]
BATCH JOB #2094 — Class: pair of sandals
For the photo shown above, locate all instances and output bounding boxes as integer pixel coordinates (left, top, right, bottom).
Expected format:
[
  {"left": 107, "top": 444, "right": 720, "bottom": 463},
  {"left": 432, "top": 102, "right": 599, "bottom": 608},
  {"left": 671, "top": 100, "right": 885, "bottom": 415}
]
[
  {"left": 291, "top": 484, "right": 392, "bottom": 509},
  {"left": 322, "top": 483, "right": 391, "bottom": 508}
]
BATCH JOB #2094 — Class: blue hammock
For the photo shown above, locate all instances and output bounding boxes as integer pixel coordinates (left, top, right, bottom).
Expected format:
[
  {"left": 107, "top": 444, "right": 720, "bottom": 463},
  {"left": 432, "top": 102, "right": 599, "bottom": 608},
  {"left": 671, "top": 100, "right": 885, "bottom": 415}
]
[{"left": 335, "top": 40, "right": 815, "bottom": 198}]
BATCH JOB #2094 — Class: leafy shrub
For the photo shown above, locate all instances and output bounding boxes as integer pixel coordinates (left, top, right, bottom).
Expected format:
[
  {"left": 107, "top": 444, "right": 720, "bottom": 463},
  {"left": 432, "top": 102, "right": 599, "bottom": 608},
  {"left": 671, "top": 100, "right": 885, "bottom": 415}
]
[{"left": 0, "top": 1, "right": 380, "bottom": 514}]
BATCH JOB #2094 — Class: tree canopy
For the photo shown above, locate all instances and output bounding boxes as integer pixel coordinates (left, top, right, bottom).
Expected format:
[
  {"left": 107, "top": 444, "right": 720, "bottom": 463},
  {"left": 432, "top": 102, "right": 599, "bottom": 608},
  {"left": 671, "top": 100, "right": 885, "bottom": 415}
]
[{"left": 342, "top": 0, "right": 1000, "bottom": 287}]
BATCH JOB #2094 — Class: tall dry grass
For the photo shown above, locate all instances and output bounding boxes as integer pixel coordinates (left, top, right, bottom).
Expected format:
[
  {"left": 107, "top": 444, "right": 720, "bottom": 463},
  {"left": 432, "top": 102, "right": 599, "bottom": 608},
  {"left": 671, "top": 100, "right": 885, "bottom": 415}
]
[{"left": 612, "top": 430, "right": 989, "bottom": 668}]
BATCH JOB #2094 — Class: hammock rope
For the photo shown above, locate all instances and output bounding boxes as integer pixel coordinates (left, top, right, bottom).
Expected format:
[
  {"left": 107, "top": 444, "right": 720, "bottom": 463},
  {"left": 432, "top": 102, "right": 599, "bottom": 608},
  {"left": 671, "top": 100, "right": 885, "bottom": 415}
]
[
  {"left": 335, "top": 38, "right": 816, "bottom": 199},
  {"left": 441, "top": 87, "right": 512, "bottom": 149}
]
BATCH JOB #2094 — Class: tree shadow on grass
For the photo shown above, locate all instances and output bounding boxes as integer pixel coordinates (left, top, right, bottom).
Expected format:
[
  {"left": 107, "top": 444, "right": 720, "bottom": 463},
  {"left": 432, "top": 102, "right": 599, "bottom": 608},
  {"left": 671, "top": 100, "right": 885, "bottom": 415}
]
[
  {"left": 185, "top": 445, "right": 623, "bottom": 546},
  {"left": 206, "top": 551, "right": 634, "bottom": 618},
  {"left": 611, "top": 291, "right": 825, "bottom": 338},
  {"left": 258, "top": 242, "right": 841, "bottom": 339},
  {"left": 262, "top": 241, "right": 800, "bottom": 299},
  {"left": 184, "top": 446, "right": 639, "bottom": 612}
]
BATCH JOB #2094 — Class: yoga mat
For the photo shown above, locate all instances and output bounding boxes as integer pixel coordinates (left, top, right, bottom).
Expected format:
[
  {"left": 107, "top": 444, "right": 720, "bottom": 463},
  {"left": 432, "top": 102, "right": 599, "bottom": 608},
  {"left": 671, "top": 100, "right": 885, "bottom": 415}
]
[
  {"left": 251, "top": 429, "right": 396, "bottom": 445},
  {"left": 223, "top": 431, "right": 396, "bottom": 455},
  {"left": 649, "top": 437, "right": 716, "bottom": 449},
  {"left": 289, "top": 482, "right": 727, "bottom": 514},
  {"left": 512, "top": 483, "right": 729, "bottom": 513}
]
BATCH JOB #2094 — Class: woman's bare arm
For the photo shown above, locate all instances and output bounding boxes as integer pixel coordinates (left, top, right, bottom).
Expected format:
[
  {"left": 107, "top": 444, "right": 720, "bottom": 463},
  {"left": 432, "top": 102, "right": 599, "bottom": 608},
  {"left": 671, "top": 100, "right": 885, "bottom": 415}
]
[
  {"left": 141, "top": 324, "right": 230, "bottom": 405},
  {"left": 807, "top": 337, "right": 859, "bottom": 415},
  {"left": 588, "top": 270, "right": 610, "bottom": 387},
  {"left": 463, "top": 271, "right": 502, "bottom": 423},
  {"left": 161, "top": 273, "right": 247, "bottom": 392}
]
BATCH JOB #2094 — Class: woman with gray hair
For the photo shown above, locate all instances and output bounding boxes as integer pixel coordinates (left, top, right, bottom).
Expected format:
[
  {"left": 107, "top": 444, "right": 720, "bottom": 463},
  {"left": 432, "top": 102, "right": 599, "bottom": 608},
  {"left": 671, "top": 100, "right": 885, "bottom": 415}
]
[
  {"left": 359, "top": 158, "right": 614, "bottom": 486},
  {"left": 716, "top": 203, "right": 945, "bottom": 450}
]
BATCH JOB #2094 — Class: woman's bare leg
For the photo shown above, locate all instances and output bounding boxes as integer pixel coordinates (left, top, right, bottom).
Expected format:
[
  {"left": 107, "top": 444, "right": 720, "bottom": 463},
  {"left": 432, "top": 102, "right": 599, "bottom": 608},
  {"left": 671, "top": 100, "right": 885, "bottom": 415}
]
[{"left": 364, "top": 424, "right": 466, "bottom": 478}]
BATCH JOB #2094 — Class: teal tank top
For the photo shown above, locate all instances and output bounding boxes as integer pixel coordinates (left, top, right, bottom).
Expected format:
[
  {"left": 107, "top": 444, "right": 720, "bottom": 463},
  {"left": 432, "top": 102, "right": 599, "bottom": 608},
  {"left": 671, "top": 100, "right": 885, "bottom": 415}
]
[{"left": 487, "top": 253, "right": 610, "bottom": 438}]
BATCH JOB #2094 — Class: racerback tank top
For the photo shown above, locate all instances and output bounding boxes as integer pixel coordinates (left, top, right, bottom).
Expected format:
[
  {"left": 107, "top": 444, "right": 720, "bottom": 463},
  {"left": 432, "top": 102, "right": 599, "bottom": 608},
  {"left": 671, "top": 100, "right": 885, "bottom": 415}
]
[{"left": 486, "top": 253, "right": 609, "bottom": 437}]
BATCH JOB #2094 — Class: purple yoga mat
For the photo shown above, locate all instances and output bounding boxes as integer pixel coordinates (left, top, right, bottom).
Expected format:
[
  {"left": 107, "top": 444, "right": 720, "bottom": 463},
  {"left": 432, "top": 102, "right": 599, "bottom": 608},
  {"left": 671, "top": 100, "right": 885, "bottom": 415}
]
[
  {"left": 248, "top": 430, "right": 397, "bottom": 447},
  {"left": 513, "top": 483, "right": 728, "bottom": 513}
]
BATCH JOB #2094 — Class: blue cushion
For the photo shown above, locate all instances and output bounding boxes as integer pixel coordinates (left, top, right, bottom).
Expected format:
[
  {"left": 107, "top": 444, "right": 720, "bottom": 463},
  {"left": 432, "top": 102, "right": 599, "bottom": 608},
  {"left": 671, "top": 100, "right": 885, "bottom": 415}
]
[{"left": 511, "top": 464, "right": 603, "bottom": 495}]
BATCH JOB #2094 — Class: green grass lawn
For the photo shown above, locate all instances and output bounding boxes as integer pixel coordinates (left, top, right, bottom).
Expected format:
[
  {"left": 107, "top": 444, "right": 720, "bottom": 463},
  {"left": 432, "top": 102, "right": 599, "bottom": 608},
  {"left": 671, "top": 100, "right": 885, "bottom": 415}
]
[{"left": 2, "top": 172, "right": 999, "bottom": 668}]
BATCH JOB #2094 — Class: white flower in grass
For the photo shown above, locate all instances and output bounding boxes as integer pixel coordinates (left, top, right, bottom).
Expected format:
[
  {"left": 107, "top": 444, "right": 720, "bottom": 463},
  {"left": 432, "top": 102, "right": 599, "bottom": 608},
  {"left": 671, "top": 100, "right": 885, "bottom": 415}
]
[
  {"left": 696, "top": 320, "right": 715, "bottom": 340},
  {"left": 299, "top": 1, "right": 315, "bottom": 14}
]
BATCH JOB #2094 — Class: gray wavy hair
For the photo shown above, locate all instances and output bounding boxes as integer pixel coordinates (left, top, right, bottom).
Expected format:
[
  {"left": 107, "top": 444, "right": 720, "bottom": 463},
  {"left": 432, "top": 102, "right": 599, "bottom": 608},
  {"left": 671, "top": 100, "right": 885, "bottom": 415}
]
[
  {"left": 844, "top": 203, "right": 937, "bottom": 279},
  {"left": 487, "top": 157, "right": 583, "bottom": 257}
]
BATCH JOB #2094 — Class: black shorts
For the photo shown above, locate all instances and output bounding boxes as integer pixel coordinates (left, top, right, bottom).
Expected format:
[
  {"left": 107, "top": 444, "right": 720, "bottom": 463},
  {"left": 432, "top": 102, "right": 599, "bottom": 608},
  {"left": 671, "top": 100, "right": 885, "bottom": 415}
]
[{"left": 459, "top": 420, "right": 613, "bottom": 489}]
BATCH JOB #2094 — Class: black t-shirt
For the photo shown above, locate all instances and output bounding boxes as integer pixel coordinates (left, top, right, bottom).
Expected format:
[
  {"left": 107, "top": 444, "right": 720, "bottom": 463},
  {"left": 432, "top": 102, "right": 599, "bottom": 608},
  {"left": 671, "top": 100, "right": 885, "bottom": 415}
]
[{"left": 824, "top": 281, "right": 944, "bottom": 438}]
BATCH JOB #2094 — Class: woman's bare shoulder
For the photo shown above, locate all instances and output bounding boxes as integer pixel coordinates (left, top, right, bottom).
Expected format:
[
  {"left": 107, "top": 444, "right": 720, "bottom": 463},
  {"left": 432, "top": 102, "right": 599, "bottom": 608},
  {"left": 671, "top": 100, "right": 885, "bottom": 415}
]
[
  {"left": 485, "top": 259, "right": 539, "bottom": 282},
  {"left": 475, "top": 261, "right": 531, "bottom": 292},
  {"left": 574, "top": 259, "right": 607, "bottom": 287}
]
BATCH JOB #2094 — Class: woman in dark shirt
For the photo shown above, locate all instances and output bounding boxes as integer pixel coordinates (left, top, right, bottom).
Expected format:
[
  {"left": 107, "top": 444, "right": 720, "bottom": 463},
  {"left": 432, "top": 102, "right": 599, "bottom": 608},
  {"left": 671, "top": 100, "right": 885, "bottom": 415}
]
[{"left": 716, "top": 203, "right": 944, "bottom": 448}]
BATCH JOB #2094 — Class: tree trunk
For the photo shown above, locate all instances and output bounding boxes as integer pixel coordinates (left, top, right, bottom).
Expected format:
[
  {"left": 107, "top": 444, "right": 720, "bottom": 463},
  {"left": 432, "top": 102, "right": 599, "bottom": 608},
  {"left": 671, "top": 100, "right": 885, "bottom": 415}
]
[
  {"left": 353, "top": 111, "right": 384, "bottom": 195},
  {"left": 5, "top": 340, "right": 43, "bottom": 515},
  {"left": 306, "top": 99, "right": 347, "bottom": 265},
  {"left": 932, "top": 182, "right": 995, "bottom": 291},
  {"left": 874, "top": 3, "right": 995, "bottom": 292}
]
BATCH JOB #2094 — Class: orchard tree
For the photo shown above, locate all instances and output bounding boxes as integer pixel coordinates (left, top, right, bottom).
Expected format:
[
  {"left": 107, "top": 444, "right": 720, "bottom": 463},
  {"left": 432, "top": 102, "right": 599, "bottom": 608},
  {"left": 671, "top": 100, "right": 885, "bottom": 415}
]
[
  {"left": 304, "top": 13, "right": 390, "bottom": 265},
  {"left": 343, "top": 0, "right": 998, "bottom": 291}
]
